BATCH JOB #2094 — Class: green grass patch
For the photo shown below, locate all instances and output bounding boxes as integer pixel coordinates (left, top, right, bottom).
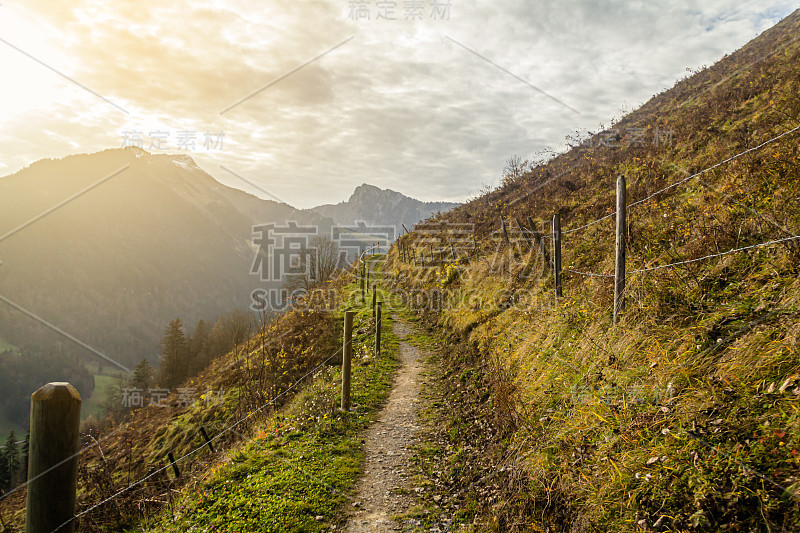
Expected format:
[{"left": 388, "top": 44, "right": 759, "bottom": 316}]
[
  {"left": 140, "top": 276, "right": 400, "bottom": 533},
  {"left": 82, "top": 374, "right": 116, "bottom": 418}
]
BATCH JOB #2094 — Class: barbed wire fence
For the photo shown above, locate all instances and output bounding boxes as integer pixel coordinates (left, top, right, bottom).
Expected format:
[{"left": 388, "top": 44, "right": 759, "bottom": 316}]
[
  {"left": 394, "top": 122, "right": 800, "bottom": 311},
  {"left": 388, "top": 120, "right": 800, "bottom": 506}
]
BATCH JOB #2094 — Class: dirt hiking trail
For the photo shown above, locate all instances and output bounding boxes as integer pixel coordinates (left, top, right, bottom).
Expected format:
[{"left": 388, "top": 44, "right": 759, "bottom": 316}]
[{"left": 344, "top": 318, "right": 426, "bottom": 532}]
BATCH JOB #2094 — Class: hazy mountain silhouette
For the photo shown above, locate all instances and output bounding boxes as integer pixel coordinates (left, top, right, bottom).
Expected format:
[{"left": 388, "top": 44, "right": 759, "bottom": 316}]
[
  {"left": 0, "top": 149, "right": 458, "bottom": 371},
  {"left": 312, "top": 183, "right": 460, "bottom": 231},
  {"left": 0, "top": 147, "right": 330, "bottom": 369}
]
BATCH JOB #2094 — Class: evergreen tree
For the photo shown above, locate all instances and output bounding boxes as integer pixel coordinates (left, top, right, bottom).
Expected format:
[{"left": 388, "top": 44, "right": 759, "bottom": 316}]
[
  {"left": 130, "top": 358, "right": 154, "bottom": 391},
  {"left": 158, "top": 319, "right": 188, "bottom": 389},
  {"left": 0, "top": 431, "right": 20, "bottom": 493},
  {"left": 5, "top": 431, "right": 19, "bottom": 486},
  {"left": 21, "top": 428, "right": 29, "bottom": 481},
  {"left": 188, "top": 320, "right": 210, "bottom": 375},
  {"left": 0, "top": 444, "right": 8, "bottom": 493}
]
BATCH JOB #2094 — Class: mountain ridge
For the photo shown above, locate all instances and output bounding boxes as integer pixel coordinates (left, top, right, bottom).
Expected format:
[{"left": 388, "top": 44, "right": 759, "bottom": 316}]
[
  {"left": 0, "top": 147, "right": 458, "bottom": 371},
  {"left": 312, "top": 182, "right": 460, "bottom": 229},
  {"left": 0, "top": 147, "right": 328, "bottom": 370}
]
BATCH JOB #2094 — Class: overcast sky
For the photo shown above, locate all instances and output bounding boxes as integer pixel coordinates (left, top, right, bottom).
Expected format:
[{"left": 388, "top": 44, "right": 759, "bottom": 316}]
[{"left": 0, "top": 1, "right": 796, "bottom": 208}]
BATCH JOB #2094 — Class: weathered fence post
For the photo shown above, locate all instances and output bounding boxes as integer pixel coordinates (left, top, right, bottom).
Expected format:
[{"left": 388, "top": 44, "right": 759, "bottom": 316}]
[
  {"left": 199, "top": 427, "right": 215, "bottom": 453},
  {"left": 501, "top": 216, "right": 510, "bottom": 244},
  {"left": 375, "top": 302, "right": 382, "bottom": 356},
  {"left": 26, "top": 382, "right": 82, "bottom": 533},
  {"left": 552, "top": 213, "right": 562, "bottom": 298},
  {"left": 360, "top": 265, "right": 365, "bottom": 304},
  {"left": 450, "top": 243, "right": 456, "bottom": 261},
  {"left": 341, "top": 311, "right": 354, "bottom": 410},
  {"left": 166, "top": 451, "right": 180, "bottom": 478},
  {"left": 614, "top": 175, "right": 627, "bottom": 323},
  {"left": 372, "top": 285, "right": 377, "bottom": 318}
]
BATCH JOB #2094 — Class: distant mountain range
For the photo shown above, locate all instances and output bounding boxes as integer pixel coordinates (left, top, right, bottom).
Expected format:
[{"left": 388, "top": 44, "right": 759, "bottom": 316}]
[
  {"left": 0, "top": 148, "right": 457, "bottom": 369},
  {"left": 312, "top": 183, "right": 460, "bottom": 231}
]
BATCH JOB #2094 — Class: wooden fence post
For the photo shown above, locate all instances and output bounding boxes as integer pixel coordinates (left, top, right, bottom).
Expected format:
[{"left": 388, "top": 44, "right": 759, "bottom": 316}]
[
  {"left": 199, "top": 427, "right": 215, "bottom": 453},
  {"left": 375, "top": 302, "right": 382, "bottom": 356},
  {"left": 360, "top": 265, "right": 365, "bottom": 304},
  {"left": 26, "top": 382, "right": 82, "bottom": 533},
  {"left": 552, "top": 213, "right": 563, "bottom": 298},
  {"left": 450, "top": 243, "right": 456, "bottom": 261},
  {"left": 166, "top": 452, "right": 180, "bottom": 478},
  {"left": 372, "top": 285, "right": 377, "bottom": 318},
  {"left": 501, "top": 216, "right": 510, "bottom": 244},
  {"left": 614, "top": 175, "right": 627, "bottom": 323},
  {"left": 341, "top": 311, "right": 354, "bottom": 410}
]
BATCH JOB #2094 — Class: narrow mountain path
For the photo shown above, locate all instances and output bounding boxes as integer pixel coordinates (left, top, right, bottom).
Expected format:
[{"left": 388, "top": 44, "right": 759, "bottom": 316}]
[{"left": 344, "top": 317, "right": 425, "bottom": 532}]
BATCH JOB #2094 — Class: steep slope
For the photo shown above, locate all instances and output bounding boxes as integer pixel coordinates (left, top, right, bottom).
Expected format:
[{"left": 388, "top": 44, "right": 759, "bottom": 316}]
[
  {"left": 0, "top": 266, "right": 400, "bottom": 533},
  {"left": 387, "top": 9, "right": 800, "bottom": 532},
  {"left": 312, "top": 183, "right": 459, "bottom": 231},
  {"left": 0, "top": 147, "right": 331, "bottom": 370}
]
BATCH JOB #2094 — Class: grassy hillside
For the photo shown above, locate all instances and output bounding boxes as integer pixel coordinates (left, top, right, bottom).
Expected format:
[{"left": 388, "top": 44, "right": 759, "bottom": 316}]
[
  {"left": 386, "top": 9, "right": 800, "bottom": 532},
  {"left": 140, "top": 281, "right": 399, "bottom": 533},
  {"left": 0, "top": 261, "right": 394, "bottom": 532}
]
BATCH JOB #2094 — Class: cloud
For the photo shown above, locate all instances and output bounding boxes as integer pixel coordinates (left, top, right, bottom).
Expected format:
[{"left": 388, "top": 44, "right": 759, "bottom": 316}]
[{"left": 0, "top": 0, "right": 796, "bottom": 207}]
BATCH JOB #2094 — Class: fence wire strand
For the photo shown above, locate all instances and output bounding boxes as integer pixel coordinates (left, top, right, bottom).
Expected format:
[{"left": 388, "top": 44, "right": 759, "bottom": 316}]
[
  {"left": 562, "top": 212, "right": 614, "bottom": 235},
  {"left": 627, "top": 123, "right": 800, "bottom": 210},
  {"left": 558, "top": 122, "right": 800, "bottom": 235},
  {"left": 563, "top": 268, "right": 614, "bottom": 278},
  {"left": 630, "top": 234, "right": 800, "bottom": 274}
]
